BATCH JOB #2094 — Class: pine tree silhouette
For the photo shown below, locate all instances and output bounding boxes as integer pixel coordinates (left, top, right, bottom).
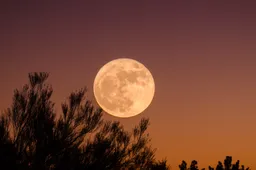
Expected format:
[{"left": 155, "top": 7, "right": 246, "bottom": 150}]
[
  {"left": 179, "top": 160, "right": 187, "bottom": 170},
  {"left": 179, "top": 156, "right": 250, "bottom": 170},
  {"left": 0, "top": 72, "right": 252, "bottom": 170},
  {"left": 0, "top": 72, "right": 170, "bottom": 170}
]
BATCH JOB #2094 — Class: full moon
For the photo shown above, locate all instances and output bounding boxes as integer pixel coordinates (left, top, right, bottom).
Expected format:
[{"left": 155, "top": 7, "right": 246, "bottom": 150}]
[{"left": 93, "top": 58, "right": 155, "bottom": 118}]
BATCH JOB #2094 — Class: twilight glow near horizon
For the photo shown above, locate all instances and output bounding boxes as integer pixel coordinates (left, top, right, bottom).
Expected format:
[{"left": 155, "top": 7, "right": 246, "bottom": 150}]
[{"left": 1, "top": 1, "right": 256, "bottom": 169}]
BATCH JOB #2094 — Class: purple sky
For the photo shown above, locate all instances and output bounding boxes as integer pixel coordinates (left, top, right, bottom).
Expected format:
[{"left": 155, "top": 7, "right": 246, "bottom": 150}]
[{"left": 1, "top": 1, "right": 256, "bottom": 169}]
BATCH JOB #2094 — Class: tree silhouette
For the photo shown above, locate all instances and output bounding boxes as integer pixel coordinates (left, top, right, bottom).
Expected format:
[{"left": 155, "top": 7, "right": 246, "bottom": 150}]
[
  {"left": 150, "top": 159, "right": 170, "bottom": 170},
  {"left": 4, "top": 72, "right": 57, "bottom": 169},
  {"left": 0, "top": 114, "right": 17, "bottom": 169},
  {"left": 81, "top": 118, "right": 158, "bottom": 169},
  {"left": 179, "top": 156, "right": 250, "bottom": 170},
  {"left": 179, "top": 160, "right": 187, "bottom": 170},
  {"left": 0, "top": 72, "right": 170, "bottom": 170},
  {"left": 224, "top": 156, "right": 232, "bottom": 170},
  {"left": 0, "top": 72, "right": 251, "bottom": 169},
  {"left": 190, "top": 160, "right": 199, "bottom": 170},
  {"left": 51, "top": 87, "right": 103, "bottom": 170},
  {"left": 216, "top": 161, "right": 224, "bottom": 170}
]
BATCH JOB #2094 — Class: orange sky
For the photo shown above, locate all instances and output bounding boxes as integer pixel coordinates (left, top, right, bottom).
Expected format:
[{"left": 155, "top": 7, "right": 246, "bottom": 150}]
[{"left": 1, "top": 1, "right": 256, "bottom": 169}]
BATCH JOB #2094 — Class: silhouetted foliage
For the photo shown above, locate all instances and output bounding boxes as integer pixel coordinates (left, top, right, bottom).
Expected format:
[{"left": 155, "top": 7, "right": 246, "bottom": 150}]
[
  {"left": 190, "top": 160, "right": 199, "bottom": 170},
  {"left": 216, "top": 161, "right": 224, "bottom": 170},
  {"left": 179, "top": 160, "right": 188, "bottom": 170},
  {"left": 0, "top": 72, "right": 170, "bottom": 170},
  {"left": 179, "top": 156, "right": 250, "bottom": 170},
  {"left": 0, "top": 72, "right": 251, "bottom": 170},
  {"left": 150, "top": 159, "right": 170, "bottom": 170}
]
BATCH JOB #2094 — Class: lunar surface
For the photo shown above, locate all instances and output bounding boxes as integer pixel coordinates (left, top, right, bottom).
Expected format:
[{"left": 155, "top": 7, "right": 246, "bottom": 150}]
[{"left": 93, "top": 58, "right": 155, "bottom": 118}]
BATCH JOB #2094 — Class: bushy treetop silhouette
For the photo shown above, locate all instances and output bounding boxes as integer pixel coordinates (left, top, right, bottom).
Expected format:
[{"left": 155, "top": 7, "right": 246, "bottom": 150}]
[
  {"left": 178, "top": 156, "right": 250, "bottom": 170},
  {"left": 0, "top": 72, "right": 250, "bottom": 170},
  {"left": 0, "top": 72, "right": 169, "bottom": 170}
]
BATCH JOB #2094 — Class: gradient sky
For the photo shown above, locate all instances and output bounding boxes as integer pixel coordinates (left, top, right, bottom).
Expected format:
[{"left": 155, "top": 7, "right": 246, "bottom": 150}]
[{"left": 1, "top": 1, "right": 256, "bottom": 169}]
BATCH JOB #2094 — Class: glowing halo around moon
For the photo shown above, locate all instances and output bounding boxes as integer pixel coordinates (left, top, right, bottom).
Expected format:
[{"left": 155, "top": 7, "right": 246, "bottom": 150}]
[{"left": 93, "top": 58, "right": 155, "bottom": 118}]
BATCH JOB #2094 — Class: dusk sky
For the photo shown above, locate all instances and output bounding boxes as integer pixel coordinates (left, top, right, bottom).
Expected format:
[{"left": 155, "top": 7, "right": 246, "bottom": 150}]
[{"left": 1, "top": 1, "right": 256, "bottom": 169}]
